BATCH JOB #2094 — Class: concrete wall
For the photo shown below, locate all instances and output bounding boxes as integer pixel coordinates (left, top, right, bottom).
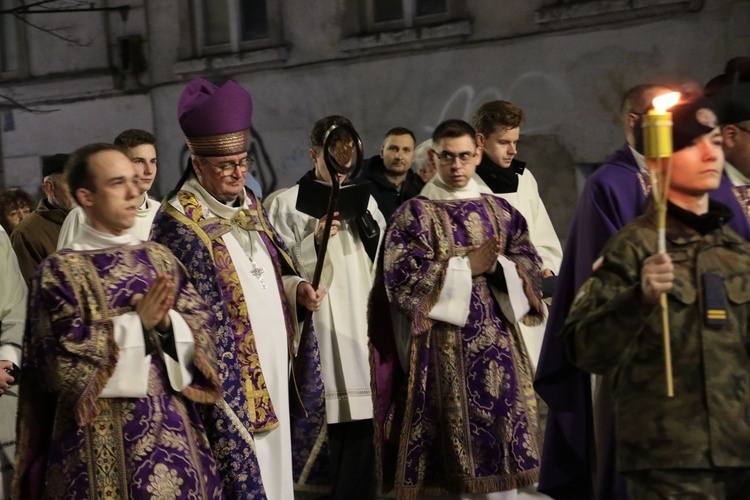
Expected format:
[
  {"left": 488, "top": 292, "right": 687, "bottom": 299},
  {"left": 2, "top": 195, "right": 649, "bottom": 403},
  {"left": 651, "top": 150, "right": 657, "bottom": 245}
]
[{"left": 2, "top": 0, "right": 748, "bottom": 241}]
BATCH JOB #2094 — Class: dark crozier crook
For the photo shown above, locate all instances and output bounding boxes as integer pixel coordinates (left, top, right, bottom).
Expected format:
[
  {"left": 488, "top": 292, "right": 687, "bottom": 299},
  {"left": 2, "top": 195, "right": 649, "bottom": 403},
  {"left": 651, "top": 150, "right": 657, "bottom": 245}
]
[{"left": 293, "top": 122, "right": 364, "bottom": 385}]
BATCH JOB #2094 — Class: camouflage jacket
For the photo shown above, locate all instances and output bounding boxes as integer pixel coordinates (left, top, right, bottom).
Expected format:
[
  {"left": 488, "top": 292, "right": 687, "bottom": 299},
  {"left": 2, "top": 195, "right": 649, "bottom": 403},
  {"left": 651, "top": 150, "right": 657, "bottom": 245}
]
[{"left": 563, "top": 201, "right": 750, "bottom": 472}]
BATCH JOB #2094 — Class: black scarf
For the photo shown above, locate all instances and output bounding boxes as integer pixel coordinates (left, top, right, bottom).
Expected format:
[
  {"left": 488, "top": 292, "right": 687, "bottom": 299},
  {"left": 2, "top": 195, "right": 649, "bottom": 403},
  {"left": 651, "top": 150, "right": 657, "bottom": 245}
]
[{"left": 475, "top": 155, "right": 526, "bottom": 194}]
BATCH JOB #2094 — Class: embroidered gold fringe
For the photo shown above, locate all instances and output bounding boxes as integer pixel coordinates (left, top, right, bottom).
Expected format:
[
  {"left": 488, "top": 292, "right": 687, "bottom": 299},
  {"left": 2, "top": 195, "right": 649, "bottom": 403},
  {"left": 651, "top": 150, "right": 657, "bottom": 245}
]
[
  {"left": 394, "top": 467, "right": 540, "bottom": 500},
  {"left": 185, "top": 130, "right": 250, "bottom": 157}
]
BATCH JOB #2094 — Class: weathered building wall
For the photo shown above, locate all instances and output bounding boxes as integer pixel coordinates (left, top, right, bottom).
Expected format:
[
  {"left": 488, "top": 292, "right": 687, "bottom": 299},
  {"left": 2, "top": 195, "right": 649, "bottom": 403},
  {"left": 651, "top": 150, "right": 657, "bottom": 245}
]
[{"left": 1, "top": 0, "right": 747, "bottom": 240}]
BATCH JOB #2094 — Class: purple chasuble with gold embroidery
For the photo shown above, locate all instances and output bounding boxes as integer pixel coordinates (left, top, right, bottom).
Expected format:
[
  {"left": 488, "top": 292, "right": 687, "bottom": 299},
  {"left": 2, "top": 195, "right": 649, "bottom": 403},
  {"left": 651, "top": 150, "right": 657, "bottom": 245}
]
[
  {"left": 151, "top": 187, "right": 329, "bottom": 498},
  {"left": 370, "top": 194, "right": 545, "bottom": 499},
  {"left": 13, "top": 242, "right": 223, "bottom": 499}
]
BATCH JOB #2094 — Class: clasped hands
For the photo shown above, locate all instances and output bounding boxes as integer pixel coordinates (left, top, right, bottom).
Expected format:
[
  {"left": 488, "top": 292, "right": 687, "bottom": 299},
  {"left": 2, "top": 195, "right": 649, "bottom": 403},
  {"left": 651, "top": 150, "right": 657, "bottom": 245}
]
[
  {"left": 132, "top": 274, "right": 174, "bottom": 332},
  {"left": 468, "top": 236, "right": 501, "bottom": 277}
]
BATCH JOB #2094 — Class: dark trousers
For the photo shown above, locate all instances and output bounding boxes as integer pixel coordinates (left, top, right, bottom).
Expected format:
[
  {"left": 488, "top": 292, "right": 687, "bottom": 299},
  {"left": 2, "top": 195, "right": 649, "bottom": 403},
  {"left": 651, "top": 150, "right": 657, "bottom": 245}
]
[
  {"left": 327, "top": 419, "right": 377, "bottom": 500},
  {"left": 624, "top": 468, "right": 750, "bottom": 500}
]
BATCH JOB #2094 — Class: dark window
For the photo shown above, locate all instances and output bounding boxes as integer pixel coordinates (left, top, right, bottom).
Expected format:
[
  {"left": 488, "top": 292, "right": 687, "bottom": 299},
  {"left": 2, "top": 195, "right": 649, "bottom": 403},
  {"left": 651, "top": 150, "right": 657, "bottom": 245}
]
[
  {"left": 417, "top": 0, "right": 446, "bottom": 16},
  {"left": 374, "top": 0, "right": 404, "bottom": 23},
  {"left": 1, "top": 0, "right": 19, "bottom": 73},
  {"left": 240, "top": 0, "right": 269, "bottom": 40},
  {"left": 202, "top": 0, "right": 231, "bottom": 46}
]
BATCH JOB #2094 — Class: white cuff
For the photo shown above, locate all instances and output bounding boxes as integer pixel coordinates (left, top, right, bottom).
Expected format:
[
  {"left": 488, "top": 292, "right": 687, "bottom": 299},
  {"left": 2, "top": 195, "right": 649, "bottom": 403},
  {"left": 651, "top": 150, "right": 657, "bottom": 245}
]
[
  {"left": 162, "top": 310, "right": 195, "bottom": 392},
  {"left": 494, "top": 255, "right": 531, "bottom": 323},
  {"left": 427, "top": 256, "right": 472, "bottom": 326},
  {"left": 100, "top": 312, "right": 150, "bottom": 398},
  {"left": 0, "top": 344, "right": 21, "bottom": 368}
]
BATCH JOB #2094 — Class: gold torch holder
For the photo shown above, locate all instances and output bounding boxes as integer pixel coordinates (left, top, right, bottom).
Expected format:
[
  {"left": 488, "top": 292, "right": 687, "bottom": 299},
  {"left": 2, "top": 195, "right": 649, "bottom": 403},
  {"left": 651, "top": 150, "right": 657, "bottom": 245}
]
[{"left": 642, "top": 96, "right": 678, "bottom": 398}]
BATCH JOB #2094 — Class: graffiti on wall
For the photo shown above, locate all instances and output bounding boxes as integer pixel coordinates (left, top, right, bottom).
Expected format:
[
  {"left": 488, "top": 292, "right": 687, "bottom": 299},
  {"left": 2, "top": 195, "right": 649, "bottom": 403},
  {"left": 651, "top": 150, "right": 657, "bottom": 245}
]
[{"left": 423, "top": 73, "right": 573, "bottom": 137}]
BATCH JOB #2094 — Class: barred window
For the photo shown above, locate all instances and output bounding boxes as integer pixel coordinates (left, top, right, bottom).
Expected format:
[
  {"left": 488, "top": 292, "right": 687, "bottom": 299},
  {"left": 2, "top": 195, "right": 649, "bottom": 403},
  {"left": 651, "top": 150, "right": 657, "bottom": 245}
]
[{"left": 194, "top": 0, "right": 278, "bottom": 55}]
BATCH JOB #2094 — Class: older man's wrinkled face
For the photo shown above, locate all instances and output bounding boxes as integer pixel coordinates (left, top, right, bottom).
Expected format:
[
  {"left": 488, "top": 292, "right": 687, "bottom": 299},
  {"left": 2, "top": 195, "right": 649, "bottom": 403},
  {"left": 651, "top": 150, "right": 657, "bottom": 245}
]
[
  {"left": 45, "top": 174, "right": 77, "bottom": 212},
  {"left": 193, "top": 152, "right": 250, "bottom": 203}
]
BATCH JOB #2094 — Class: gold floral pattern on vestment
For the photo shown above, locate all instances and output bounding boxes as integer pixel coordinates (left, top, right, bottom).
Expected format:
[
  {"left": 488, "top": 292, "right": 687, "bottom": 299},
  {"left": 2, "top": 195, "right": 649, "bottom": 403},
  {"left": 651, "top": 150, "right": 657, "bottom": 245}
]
[{"left": 178, "top": 190, "right": 279, "bottom": 432}]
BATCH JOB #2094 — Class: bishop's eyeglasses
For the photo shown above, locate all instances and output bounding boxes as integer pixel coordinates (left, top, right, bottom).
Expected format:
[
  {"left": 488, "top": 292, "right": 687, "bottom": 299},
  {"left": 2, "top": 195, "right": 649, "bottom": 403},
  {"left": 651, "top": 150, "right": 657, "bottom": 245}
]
[{"left": 200, "top": 156, "right": 254, "bottom": 177}]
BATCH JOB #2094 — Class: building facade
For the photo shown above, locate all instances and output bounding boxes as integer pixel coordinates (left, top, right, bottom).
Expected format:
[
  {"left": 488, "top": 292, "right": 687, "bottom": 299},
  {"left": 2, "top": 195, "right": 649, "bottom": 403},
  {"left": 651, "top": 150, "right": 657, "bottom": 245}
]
[{"left": 1, "top": 0, "right": 748, "bottom": 238}]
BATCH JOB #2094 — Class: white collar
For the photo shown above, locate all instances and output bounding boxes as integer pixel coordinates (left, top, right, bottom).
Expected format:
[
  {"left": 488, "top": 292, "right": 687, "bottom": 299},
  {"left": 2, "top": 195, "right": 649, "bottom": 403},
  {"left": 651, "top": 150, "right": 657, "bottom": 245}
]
[
  {"left": 183, "top": 176, "right": 247, "bottom": 219},
  {"left": 420, "top": 172, "right": 484, "bottom": 201},
  {"left": 629, "top": 145, "right": 650, "bottom": 174},
  {"left": 136, "top": 193, "right": 153, "bottom": 216},
  {"left": 67, "top": 222, "right": 141, "bottom": 251},
  {"left": 724, "top": 162, "right": 750, "bottom": 187}
]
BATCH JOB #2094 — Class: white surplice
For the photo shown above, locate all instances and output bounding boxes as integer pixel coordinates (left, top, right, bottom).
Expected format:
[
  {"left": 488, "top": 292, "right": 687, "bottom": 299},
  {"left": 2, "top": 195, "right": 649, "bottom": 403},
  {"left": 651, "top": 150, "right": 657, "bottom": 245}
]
[
  {"left": 0, "top": 227, "right": 27, "bottom": 499},
  {"left": 474, "top": 168, "right": 560, "bottom": 370},
  {"left": 267, "top": 184, "right": 385, "bottom": 423}
]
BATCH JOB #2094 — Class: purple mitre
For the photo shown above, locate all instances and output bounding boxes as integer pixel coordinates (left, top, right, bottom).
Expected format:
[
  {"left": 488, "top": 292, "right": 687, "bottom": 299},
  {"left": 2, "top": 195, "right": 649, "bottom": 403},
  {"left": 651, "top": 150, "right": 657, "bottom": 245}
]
[{"left": 178, "top": 77, "right": 253, "bottom": 156}]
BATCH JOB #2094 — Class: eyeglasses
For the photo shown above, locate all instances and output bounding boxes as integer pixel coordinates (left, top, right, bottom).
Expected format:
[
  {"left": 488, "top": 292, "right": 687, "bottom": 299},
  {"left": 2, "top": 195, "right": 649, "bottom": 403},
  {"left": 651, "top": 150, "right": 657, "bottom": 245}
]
[
  {"left": 200, "top": 156, "right": 253, "bottom": 177},
  {"left": 736, "top": 125, "right": 750, "bottom": 135},
  {"left": 431, "top": 149, "right": 476, "bottom": 166}
]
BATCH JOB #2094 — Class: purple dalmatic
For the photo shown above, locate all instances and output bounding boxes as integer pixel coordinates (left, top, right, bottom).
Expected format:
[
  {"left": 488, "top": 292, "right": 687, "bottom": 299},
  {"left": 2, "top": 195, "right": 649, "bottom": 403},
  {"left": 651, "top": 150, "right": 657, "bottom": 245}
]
[
  {"left": 534, "top": 144, "right": 750, "bottom": 500},
  {"left": 370, "top": 194, "right": 545, "bottom": 498},
  {"left": 13, "top": 242, "right": 224, "bottom": 499}
]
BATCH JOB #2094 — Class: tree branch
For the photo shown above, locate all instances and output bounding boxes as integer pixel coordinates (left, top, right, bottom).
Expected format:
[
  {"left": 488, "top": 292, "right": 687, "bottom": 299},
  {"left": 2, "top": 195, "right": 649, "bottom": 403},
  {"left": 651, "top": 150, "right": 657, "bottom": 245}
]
[
  {"left": 13, "top": 11, "right": 92, "bottom": 46},
  {"left": 0, "top": 93, "right": 58, "bottom": 113}
]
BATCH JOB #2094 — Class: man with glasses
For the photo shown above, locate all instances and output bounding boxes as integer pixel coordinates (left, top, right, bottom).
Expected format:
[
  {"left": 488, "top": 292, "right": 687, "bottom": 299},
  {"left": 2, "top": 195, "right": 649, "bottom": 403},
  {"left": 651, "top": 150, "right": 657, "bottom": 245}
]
[
  {"left": 151, "top": 77, "right": 326, "bottom": 499},
  {"left": 370, "top": 119, "right": 545, "bottom": 497}
]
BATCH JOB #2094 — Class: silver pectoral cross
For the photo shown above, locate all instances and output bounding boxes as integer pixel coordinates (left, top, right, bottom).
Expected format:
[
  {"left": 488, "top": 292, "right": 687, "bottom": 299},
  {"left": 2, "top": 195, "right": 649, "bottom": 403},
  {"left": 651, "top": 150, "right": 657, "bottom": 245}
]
[{"left": 250, "top": 261, "right": 267, "bottom": 289}]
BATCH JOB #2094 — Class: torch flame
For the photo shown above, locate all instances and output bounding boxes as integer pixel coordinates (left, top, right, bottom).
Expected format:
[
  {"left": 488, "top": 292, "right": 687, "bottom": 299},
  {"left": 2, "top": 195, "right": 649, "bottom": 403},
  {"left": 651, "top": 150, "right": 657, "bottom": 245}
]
[{"left": 652, "top": 92, "right": 681, "bottom": 114}]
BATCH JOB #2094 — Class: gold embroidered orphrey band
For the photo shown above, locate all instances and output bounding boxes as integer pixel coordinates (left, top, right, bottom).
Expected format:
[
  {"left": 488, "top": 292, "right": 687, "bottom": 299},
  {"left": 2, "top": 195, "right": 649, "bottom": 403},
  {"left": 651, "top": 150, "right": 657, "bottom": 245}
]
[{"left": 185, "top": 130, "right": 250, "bottom": 157}]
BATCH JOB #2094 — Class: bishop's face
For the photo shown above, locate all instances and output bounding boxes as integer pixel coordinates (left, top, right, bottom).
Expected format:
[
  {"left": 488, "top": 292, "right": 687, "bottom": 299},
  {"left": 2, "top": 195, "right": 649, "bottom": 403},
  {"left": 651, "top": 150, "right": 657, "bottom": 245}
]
[{"left": 193, "top": 152, "right": 250, "bottom": 203}]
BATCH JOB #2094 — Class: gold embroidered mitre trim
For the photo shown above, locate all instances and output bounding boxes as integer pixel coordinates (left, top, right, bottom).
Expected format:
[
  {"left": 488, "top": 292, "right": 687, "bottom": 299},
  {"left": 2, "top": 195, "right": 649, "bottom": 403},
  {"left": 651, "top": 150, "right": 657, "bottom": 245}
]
[{"left": 185, "top": 130, "right": 250, "bottom": 156}]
